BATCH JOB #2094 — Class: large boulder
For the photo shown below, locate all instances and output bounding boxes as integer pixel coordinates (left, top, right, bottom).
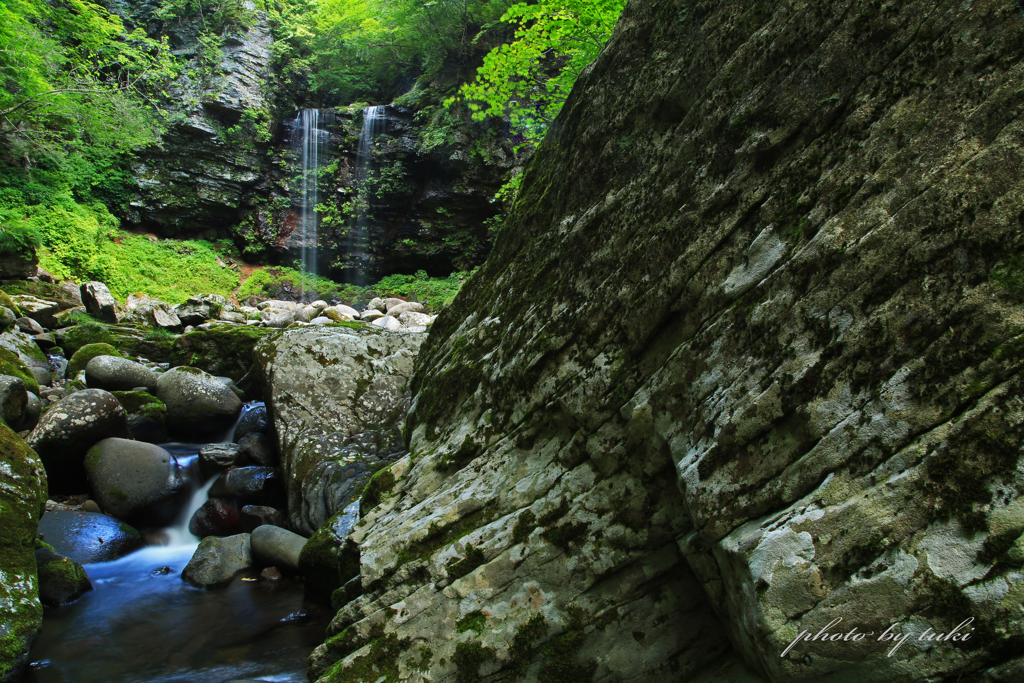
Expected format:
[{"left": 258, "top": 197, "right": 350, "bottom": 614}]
[
  {"left": 174, "top": 294, "right": 235, "bottom": 327},
  {"left": 308, "top": 2, "right": 1024, "bottom": 682},
  {"left": 35, "top": 549, "right": 92, "bottom": 607},
  {"left": 181, "top": 533, "right": 252, "bottom": 588},
  {"left": 169, "top": 326, "right": 278, "bottom": 380},
  {"left": 85, "top": 355, "right": 159, "bottom": 393},
  {"left": 80, "top": 282, "right": 119, "bottom": 324},
  {"left": 36, "top": 510, "right": 143, "bottom": 564},
  {"left": 111, "top": 391, "right": 168, "bottom": 444},
  {"left": 27, "top": 389, "right": 129, "bottom": 493},
  {"left": 122, "top": 294, "right": 182, "bottom": 330},
  {"left": 8, "top": 295, "right": 58, "bottom": 329},
  {"left": 155, "top": 366, "right": 242, "bottom": 438},
  {"left": 84, "top": 438, "right": 186, "bottom": 526},
  {"left": 252, "top": 326, "right": 423, "bottom": 533},
  {"left": 250, "top": 525, "right": 306, "bottom": 573},
  {"left": 0, "top": 375, "right": 26, "bottom": 430},
  {"left": 0, "top": 421, "right": 47, "bottom": 682}
]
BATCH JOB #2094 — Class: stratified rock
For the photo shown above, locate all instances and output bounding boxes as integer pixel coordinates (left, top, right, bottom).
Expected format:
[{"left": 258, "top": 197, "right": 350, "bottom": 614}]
[
  {"left": 208, "top": 466, "right": 283, "bottom": 507},
  {"left": 238, "top": 432, "right": 275, "bottom": 467},
  {"left": 252, "top": 326, "right": 423, "bottom": 532},
  {"left": 85, "top": 355, "right": 159, "bottom": 392},
  {"left": 27, "top": 389, "right": 129, "bottom": 493},
  {"left": 198, "top": 442, "right": 246, "bottom": 475},
  {"left": 250, "top": 525, "right": 306, "bottom": 573},
  {"left": 37, "top": 510, "right": 143, "bottom": 564},
  {"left": 181, "top": 534, "right": 252, "bottom": 588},
  {"left": 0, "top": 421, "right": 46, "bottom": 682},
  {"left": 35, "top": 549, "right": 92, "bottom": 607},
  {"left": 0, "top": 375, "right": 26, "bottom": 429},
  {"left": 239, "top": 505, "right": 286, "bottom": 533},
  {"left": 311, "top": 2, "right": 1024, "bottom": 681},
  {"left": 234, "top": 402, "right": 269, "bottom": 441},
  {"left": 188, "top": 498, "right": 241, "bottom": 537},
  {"left": 155, "top": 366, "right": 242, "bottom": 438},
  {"left": 80, "top": 282, "right": 118, "bottom": 323},
  {"left": 84, "top": 438, "right": 185, "bottom": 526}
]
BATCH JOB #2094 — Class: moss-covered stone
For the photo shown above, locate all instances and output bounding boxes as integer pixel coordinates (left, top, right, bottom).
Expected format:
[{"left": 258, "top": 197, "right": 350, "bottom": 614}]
[
  {"left": 0, "top": 421, "right": 47, "bottom": 681},
  {"left": 298, "top": 509, "right": 361, "bottom": 601},
  {"left": 0, "top": 348, "right": 38, "bottom": 395},
  {"left": 110, "top": 391, "right": 165, "bottom": 417},
  {"left": 67, "top": 343, "right": 122, "bottom": 378},
  {"left": 0, "top": 292, "right": 21, "bottom": 318},
  {"left": 169, "top": 325, "right": 279, "bottom": 380}
]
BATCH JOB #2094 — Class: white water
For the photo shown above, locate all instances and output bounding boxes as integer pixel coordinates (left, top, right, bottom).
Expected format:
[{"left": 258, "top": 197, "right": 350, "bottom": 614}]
[
  {"left": 290, "top": 109, "right": 336, "bottom": 301},
  {"left": 348, "top": 105, "right": 386, "bottom": 285}
]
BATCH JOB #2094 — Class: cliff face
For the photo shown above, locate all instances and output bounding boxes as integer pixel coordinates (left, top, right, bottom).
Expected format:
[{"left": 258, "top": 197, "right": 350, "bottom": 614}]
[{"left": 311, "top": 0, "right": 1024, "bottom": 681}]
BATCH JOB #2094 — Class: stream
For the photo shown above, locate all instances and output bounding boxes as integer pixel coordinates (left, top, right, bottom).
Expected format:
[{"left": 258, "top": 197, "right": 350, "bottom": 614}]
[{"left": 24, "top": 409, "right": 332, "bottom": 683}]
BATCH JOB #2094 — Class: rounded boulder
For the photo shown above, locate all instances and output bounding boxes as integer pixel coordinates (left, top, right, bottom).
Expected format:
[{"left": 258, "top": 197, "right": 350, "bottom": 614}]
[
  {"left": 250, "top": 524, "right": 307, "bottom": 573},
  {"left": 84, "top": 438, "right": 186, "bottom": 526},
  {"left": 27, "top": 389, "right": 129, "bottom": 493},
  {"left": 85, "top": 356, "right": 159, "bottom": 393},
  {"left": 181, "top": 533, "right": 252, "bottom": 588},
  {"left": 35, "top": 548, "right": 92, "bottom": 606},
  {"left": 156, "top": 366, "right": 242, "bottom": 438},
  {"left": 0, "top": 374, "right": 26, "bottom": 430},
  {"left": 37, "top": 510, "right": 144, "bottom": 564},
  {"left": 188, "top": 498, "right": 241, "bottom": 537}
]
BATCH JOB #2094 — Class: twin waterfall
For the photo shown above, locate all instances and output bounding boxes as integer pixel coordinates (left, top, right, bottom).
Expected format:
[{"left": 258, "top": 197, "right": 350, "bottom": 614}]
[{"left": 290, "top": 105, "right": 384, "bottom": 294}]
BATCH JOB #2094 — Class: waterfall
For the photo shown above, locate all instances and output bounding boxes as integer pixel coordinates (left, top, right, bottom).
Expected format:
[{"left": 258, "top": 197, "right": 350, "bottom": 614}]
[
  {"left": 348, "top": 105, "right": 386, "bottom": 285},
  {"left": 290, "top": 109, "right": 335, "bottom": 301}
]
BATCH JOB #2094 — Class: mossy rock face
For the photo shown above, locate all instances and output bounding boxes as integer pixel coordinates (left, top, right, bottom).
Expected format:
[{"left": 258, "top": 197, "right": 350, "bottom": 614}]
[
  {"left": 0, "top": 291, "right": 22, "bottom": 317},
  {"left": 35, "top": 549, "right": 92, "bottom": 607},
  {"left": 0, "top": 281, "right": 78, "bottom": 310},
  {"left": 298, "top": 501, "right": 361, "bottom": 601},
  {"left": 169, "top": 325, "right": 279, "bottom": 380},
  {"left": 56, "top": 323, "right": 174, "bottom": 362},
  {"left": 0, "top": 420, "right": 47, "bottom": 681},
  {"left": 0, "top": 328, "right": 47, "bottom": 368},
  {"left": 110, "top": 391, "right": 165, "bottom": 416},
  {"left": 67, "top": 343, "right": 122, "bottom": 379},
  {"left": 0, "top": 348, "right": 38, "bottom": 395}
]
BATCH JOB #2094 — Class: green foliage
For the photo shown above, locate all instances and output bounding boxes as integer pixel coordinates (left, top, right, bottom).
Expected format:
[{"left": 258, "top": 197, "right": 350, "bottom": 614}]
[{"left": 447, "top": 0, "right": 625, "bottom": 144}]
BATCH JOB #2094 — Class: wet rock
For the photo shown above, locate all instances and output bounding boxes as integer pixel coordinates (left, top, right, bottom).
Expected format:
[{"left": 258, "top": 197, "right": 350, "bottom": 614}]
[
  {"left": 15, "top": 317, "right": 43, "bottom": 336},
  {"left": 37, "top": 510, "right": 144, "bottom": 564},
  {"left": 238, "top": 432, "right": 275, "bottom": 467},
  {"left": 234, "top": 403, "right": 269, "bottom": 441},
  {"left": 22, "top": 391, "right": 40, "bottom": 432},
  {"left": 250, "top": 525, "right": 306, "bottom": 573},
  {"left": 156, "top": 366, "right": 242, "bottom": 438},
  {"left": 80, "top": 282, "right": 118, "bottom": 324},
  {"left": 0, "top": 420, "right": 47, "bottom": 680},
  {"left": 29, "top": 366, "right": 50, "bottom": 388},
  {"left": 84, "top": 438, "right": 186, "bottom": 526},
  {"left": 188, "top": 498, "right": 241, "bottom": 537},
  {"left": 199, "top": 442, "right": 246, "bottom": 475},
  {"left": 299, "top": 459, "right": 371, "bottom": 535},
  {"left": 259, "top": 567, "right": 282, "bottom": 581},
  {"left": 35, "top": 549, "right": 92, "bottom": 607},
  {"left": 85, "top": 355, "right": 159, "bottom": 392},
  {"left": 27, "top": 389, "right": 129, "bottom": 493},
  {"left": 10, "top": 295, "right": 59, "bottom": 329},
  {"left": 297, "top": 500, "right": 360, "bottom": 600},
  {"left": 209, "top": 466, "right": 284, "bottom": 507},
  {"left": 252, "top": 327, "right": 422, "bottom": 531},
  {"left": 0, "top": 375, "right": 26, "bottom": 429},
  {"left": 181, "top": 533, "right": 252, "bottom": 588},
  {"left": 239, "top": 505, "right": 286, "bottom": 532}
]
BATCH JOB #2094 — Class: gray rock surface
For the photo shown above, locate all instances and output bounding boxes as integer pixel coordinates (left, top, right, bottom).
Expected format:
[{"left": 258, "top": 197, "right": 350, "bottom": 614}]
[
  {"left": 0, "top": 375, "right": 26, "bottom": 430},
  {"left": 84, "top": 438, "right": 186, "bottom": 525},
  {"left": 238, "top": 432, "right": 275, "bottom": 467},
  {"left": 80, "top": 282, "right": 118, "bottom": 323},
  {"left": 27, "top": 389, "right": 129, "bottom": 493},
  {"left": 181, "top": 534, "right": 252, "bottom": 588},
  {"left": 386, "top": 301, "right": 424, "bottom": 317},
  {"left": 252, "top": 326, "right": 423, "bottom": 532},
  {"left": 234, "top": 402, "right": 269, "bottom": 441},
  {"left": 155, "top": 366, "right": 242, "bottom": 437},
  {"left": 9, "top": 296, "right": 59, "bottom": 329},
  {"left": 198, "top": 443, "right": 247, "bottom": 474},
  {"left": 209, "top": 466, "right": 284, "bottom": 507},
  {"left": 239, "top": 505, "right": 286, "bottom": 532},
  {"left": 174, "top": 294, "right": 236, "bottom": 327},
  {"left": 250, "top": 524, "right": 307, "bottom": 572},
  {"left": 85, "top": 356, "right": 159, "bottom": 392},
  {"left": 15, "top": 317, "right": 43, "bottom": 336}
]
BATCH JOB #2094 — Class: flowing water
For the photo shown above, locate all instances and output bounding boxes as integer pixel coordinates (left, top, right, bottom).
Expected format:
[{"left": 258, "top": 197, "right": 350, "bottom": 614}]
[
  {"left": 26, "top": 404, "right": 331, "bottom": 683},
  {"left": 347, "top": 105, "right": 386, "bottom": 286},
  {"left": 291, "top": 109, "right": 336, "bottom": 301}
]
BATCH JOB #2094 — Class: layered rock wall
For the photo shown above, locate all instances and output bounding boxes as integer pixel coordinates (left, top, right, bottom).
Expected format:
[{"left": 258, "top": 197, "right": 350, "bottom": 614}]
[{"left": 313, "top": 0, "right": 1024, "bottom": 681}]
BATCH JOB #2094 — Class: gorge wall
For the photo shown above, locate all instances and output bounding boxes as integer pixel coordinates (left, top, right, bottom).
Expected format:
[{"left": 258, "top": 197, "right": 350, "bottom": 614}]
[{"left": 310, "top": 0, "right": 1024, "bottom": 681}]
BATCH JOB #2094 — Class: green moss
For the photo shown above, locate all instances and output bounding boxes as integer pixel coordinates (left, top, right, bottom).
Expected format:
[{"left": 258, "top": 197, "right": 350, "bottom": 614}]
[
  {"left": 447, "top": 545, "right": 486, "bottom": 580},
  {"left": 110, "top": 391, "right": 164, "bottom": 416},
  {"left": 508, "top": 613, "right": 547, "bottom": 678},
  {"left": 0, "top": 347, "right": 39, "bottom": 395},
  {"left": 452, "top": 641, "right": 494, "bottom": 683},
  {"left": 169, "top": 326, "right": 279, "bottom": 380},
  {"left": 456, "top": 610, "right": 487, "bottom": 633},
  {"left": 360, "top": 467, "right": 396, "bottom": 516},
  {"left": 541, "top": 522, "right": 588, "bottom": 551},
  {"left": 67, "top": 343, "right": 122, "bottom": 378},
  {"left": 438, "top": 435, "right": 479, "bottom": 472},
  {"left": 324, "top": 628, "right": 410, "bottom": 683},
  {"left": 118, "top": 523, "right": 141, "bottom": 538},
  {"left": 512, "top": 510, "right": 536, "bottom": 544},
  {"left": 0, "top": 290, "right": 22, "bottom": 316},
  {"left": 107, "top": 486, "right": 129, "bottom": 502},
  {"left": 537, "top": 628, "right": 595, "bottom": 683},
  {"left": 537, "top": 500, "right": 569, "bottom": 527},
  {"left": 394, "top": 507, "right": 493, "bottom": 569},
  {"left": 299, "top": 510, "right": 362, "bottom": 601}
]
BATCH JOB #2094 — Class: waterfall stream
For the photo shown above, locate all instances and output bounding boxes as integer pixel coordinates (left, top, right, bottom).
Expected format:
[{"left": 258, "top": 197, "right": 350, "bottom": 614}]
[
  {"left": 26, "top": 404, "right": 330, "bottom": 683},
  {"left": 347, "top": 105, "right": 386, "bottom": 285},
  {"left": 291, "top": 109, "right": 335, "bottom": 301}
]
